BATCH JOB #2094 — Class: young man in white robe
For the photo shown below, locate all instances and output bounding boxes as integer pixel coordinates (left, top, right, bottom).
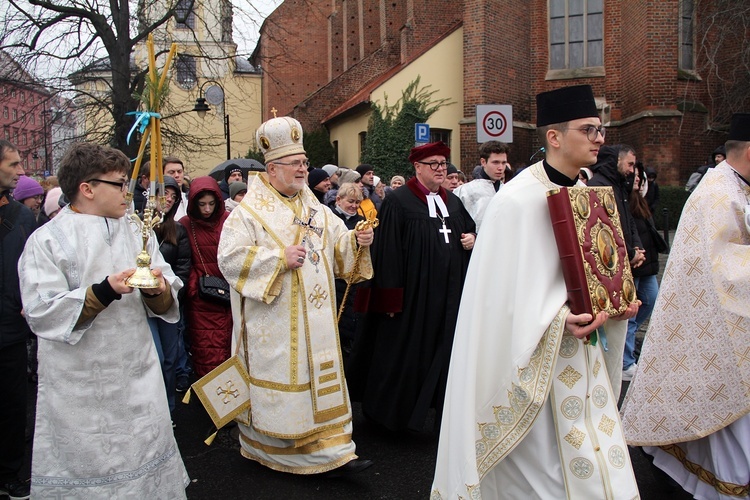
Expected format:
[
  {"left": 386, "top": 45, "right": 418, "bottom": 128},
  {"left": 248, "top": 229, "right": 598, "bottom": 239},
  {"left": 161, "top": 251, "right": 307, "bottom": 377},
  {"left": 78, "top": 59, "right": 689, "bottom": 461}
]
[
  {"left": 432, "top": 85, "right": 640, "bottom": 499},
  {"left": 217, "top": 115, "right": 375, "bottom": 476},
  {"left": 453, "top": 140, "right": 510, "bottom": 232},
  {"left": 621, "top": 113, "right": 750, "bottom": 500},
  {"left": 19, "top": 142, "right": 189, "bottom": 498}
]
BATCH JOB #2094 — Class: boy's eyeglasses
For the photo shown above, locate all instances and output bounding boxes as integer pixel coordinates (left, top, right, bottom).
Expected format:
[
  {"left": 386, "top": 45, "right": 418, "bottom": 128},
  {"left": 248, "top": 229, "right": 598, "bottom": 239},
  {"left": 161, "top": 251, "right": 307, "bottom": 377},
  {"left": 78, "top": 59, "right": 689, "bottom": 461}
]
[{"left": 86, "top": 178, "right": 128, "bottom": 191}]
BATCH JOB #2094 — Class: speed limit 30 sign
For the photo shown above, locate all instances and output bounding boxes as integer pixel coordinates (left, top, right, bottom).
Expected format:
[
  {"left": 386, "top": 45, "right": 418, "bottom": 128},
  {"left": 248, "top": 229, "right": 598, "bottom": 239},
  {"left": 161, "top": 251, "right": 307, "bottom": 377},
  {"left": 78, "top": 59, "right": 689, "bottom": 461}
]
[{"left": 476, "top": 105, "right": 513, "bottom": 143}]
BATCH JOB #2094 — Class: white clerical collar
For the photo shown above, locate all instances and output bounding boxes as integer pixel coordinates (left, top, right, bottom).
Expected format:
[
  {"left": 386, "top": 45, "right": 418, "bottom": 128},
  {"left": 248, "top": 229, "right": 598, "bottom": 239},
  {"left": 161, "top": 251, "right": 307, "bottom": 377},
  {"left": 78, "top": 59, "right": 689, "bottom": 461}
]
[{"left": 426, "top": 192, "right": 449, "bottom": 219}]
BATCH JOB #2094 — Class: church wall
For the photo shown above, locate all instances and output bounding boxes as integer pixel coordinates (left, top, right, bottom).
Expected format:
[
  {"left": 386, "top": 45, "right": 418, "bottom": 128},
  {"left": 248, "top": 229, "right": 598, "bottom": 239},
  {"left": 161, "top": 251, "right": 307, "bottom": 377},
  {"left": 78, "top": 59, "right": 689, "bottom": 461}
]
[
  {"left": 156, "top": 71, "right": 263, "bottom": 177},
  {"left": 329, "top": 2, "right": 345, "bottom": 79},
  {"left": 258, "top": 0, "right": 332, "bottom": 118},
  {"left": 370, "top": 28, "right": 464, "bottom": 164},
  {"left": 325, "top": 28, "right": 464, "bottom": 170},
  {"left": 327, "top": 108, "right": 370, "bottom": 168},
  {"left": 261, "top": 0, "right": 741, "bottom": 186},
  {"left": 460, "top": 0, "right": 533, "bottom": 172}
]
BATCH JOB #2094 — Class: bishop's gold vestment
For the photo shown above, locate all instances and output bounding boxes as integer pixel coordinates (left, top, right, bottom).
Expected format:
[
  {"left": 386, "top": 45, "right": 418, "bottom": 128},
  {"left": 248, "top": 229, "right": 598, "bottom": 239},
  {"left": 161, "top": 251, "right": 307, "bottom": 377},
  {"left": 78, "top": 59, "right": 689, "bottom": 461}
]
[{"left": 218, "top": 173, "right": 372, "bottom": 474}]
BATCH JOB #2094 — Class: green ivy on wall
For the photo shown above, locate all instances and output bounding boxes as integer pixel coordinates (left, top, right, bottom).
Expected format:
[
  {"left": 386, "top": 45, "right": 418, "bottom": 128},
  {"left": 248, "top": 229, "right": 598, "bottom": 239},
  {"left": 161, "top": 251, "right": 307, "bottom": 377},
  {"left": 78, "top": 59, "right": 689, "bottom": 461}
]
[{"left": 361, "top": 77, "right": 453, "bottom": 183}]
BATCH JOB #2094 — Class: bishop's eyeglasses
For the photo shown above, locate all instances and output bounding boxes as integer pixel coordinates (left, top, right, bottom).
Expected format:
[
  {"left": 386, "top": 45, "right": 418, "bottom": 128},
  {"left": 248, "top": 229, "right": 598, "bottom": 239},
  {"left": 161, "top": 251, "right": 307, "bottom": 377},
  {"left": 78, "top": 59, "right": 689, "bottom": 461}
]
[
  {"left": 273, "top": 159, "right": 311, "bottom": 169},
  {"left": 417, "top": 160, "right": 449, "bottom": 171}
]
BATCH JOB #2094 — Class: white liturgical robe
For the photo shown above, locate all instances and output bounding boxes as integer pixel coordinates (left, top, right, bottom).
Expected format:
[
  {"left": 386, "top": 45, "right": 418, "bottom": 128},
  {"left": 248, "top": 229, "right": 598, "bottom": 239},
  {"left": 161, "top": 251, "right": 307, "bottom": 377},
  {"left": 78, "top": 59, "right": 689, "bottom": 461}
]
[
  {"left": 453, "top": 178, "right": 498, "bottom": 232},
  {"left": 19, "top": 207, "right": 188, "bottom": 499},
  {"left": 218, "top": 173, "right": 372, "bottom": 474},
  {"left": 621, "top": 161, "right": 750, "bottom": 499},
  {"left": 431, "top": 162, "right": 639, "bottom": 499}
]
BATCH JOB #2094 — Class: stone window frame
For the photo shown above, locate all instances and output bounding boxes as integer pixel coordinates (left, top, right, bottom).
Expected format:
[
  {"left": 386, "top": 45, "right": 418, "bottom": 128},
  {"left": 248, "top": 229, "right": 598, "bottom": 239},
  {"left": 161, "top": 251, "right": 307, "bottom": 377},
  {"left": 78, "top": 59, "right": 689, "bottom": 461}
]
[
  {"left": 677, "top": 0, "right": 700, "bottom": 80},
  {"left": 175, "top": 53, "right": 197, "bottom": 90},
  {"left": 546, "top": 0, "right": 605, "bottom": 80}
]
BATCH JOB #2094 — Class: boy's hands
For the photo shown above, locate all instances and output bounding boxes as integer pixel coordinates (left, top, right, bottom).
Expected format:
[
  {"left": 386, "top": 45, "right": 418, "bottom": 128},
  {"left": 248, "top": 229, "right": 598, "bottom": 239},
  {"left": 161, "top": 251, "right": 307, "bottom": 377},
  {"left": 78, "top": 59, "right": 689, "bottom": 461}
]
[
  {"left": 108, "top": 269, "right": 136, "bottom": 294},
  {"left": 139, "top": 268, "right": 168, "bottom": 296},
  {"left": 106, "top": 268, "right": 167, "bottom": 296}
]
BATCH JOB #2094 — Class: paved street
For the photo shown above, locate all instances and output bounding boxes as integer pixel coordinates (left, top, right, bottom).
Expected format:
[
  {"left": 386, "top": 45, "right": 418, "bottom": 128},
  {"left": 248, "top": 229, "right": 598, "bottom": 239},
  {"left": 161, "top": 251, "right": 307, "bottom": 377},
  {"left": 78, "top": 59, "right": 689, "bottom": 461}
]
[
  {"left": 170, "top": 389, "right": 691, "bottom": 499},
  {"left": 22, "top": 379, "right": 692, "bottom": 499}
]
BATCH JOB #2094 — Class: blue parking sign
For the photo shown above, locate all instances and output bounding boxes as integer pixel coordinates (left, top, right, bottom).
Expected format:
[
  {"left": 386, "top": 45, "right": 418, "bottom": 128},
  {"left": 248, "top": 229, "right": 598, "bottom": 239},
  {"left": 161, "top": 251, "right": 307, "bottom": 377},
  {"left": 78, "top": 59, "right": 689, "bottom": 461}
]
[{"left": 415, "top": 123, "right": 430, "bottom": 143}]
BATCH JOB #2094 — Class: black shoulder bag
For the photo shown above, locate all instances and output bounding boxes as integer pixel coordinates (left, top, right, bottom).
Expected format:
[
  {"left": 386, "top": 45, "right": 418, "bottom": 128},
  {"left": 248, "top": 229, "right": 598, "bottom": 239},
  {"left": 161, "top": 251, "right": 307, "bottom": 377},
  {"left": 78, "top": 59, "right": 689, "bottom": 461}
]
[{"left": 190, "top": 220, "right": 231, "bottom": 305}]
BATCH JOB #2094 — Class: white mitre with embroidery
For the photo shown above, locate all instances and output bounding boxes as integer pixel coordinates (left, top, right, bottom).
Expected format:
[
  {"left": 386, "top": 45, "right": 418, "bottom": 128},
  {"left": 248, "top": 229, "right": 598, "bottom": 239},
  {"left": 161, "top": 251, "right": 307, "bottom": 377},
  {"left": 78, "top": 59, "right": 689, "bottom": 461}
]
[{"left": 255, "top": 113, "right": 306, "bottom": 162}]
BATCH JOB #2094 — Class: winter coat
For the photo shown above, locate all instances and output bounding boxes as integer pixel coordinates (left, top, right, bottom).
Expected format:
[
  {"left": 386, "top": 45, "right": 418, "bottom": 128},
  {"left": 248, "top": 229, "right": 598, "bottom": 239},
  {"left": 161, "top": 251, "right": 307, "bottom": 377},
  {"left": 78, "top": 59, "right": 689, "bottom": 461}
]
[
  {"left": 588, "top": 146, "right": 643, "bottom": 259},
  {"left": 131, "top": 182, "right": 148, "bottom": 214},
  {"left": 1, "top": 194, "right": 36, "bottom": 347},
  {"left": 154, "top": 178, "right": 191, "bottom": 300},
  {"left": 631, "top": 216, "right": 660, "bottom": 278},
  {"left": 179, "top": 177, "right": 232, "bottom": 377}
]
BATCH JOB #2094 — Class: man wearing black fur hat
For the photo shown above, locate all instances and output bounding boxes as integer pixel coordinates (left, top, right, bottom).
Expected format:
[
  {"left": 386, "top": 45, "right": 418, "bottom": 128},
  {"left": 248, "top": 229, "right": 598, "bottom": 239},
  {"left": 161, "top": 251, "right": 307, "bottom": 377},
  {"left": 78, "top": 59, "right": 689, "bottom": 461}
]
[{"left": 432, "top": 85, "right": 639, "bottom": 499}]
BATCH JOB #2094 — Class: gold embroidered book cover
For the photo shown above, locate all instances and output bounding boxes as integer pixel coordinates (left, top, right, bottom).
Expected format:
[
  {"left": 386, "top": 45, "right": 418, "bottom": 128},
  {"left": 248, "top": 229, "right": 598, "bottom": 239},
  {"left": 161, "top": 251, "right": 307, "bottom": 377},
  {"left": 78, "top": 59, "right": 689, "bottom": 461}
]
[{"left": 546, "top": 186, "right": 636, "bottom": 316}]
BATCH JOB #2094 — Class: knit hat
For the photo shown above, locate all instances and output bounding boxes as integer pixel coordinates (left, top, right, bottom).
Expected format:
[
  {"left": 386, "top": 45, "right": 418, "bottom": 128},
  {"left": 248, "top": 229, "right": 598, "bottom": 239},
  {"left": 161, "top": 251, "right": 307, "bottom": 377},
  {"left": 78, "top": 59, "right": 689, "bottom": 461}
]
[
  {"left": 355, "top": 164, "right": 374, "bottom": 178},
  {"left": 536, "top": 85, "right": 598, "bottom": 127},
  {"left": 229, "top": 181, "right": 247, "bottom": 200},
  {"left": 44, "top": 187, "right": 63, "bottom": 217},
  {"left": 338, "top": 169, "right": 361, "bottom": 185},
  {"left": 322, "top": 164, "right": 338, "bottom": 177},
  {"left": 372, "top": 175, "right": 381, "bottom": 187},
  {"left": 408, "top": 142, "right": 451, "bottom": 163},
  {"left": 307, "top": 168, "right": 329, "bottom": 189},
  {"left": 13, "top": 176, "right": 44, "bottom": 201},
  {"left": 224, "top": 163, "right": 245, "bottom": 183},
  {"left": 446, "top": 164, "right": 458, "bottom": 175},
  {"left": 255, "top": 116, "right": 306, "bottom": 162}
]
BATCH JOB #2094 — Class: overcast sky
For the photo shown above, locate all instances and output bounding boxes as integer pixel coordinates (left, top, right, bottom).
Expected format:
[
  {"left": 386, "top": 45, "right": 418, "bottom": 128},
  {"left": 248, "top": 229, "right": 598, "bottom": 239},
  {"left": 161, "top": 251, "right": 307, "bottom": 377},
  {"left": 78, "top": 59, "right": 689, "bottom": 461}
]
[
  {"left": 233, "top": 0, "right": 282, "bottom": 55},
  {"left": 0, "top": 0, "right": 282, "bottom": 80}
]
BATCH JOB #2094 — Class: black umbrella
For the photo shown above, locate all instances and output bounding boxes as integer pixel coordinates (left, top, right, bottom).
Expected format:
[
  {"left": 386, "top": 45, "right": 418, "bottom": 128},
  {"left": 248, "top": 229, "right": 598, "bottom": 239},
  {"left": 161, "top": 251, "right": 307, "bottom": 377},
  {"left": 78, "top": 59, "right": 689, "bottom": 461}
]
[{"left": 208, "top": 159, "right": 265, "bottom": 181}]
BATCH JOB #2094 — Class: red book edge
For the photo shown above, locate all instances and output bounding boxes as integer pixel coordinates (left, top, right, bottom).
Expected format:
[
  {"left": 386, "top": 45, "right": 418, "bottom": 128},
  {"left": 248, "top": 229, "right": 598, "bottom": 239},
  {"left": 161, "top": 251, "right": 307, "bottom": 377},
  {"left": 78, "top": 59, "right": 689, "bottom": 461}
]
[{"left": 546, "top": 187, "right": 594, "bottom": 317}]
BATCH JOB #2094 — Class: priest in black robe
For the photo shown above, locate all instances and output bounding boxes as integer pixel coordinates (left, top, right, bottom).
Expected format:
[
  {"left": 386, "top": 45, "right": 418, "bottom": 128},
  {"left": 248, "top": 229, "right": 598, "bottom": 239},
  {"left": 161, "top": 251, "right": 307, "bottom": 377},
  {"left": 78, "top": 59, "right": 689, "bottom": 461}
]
[{"left": 348, "top": 141, "right": 476, "bottom": 432}]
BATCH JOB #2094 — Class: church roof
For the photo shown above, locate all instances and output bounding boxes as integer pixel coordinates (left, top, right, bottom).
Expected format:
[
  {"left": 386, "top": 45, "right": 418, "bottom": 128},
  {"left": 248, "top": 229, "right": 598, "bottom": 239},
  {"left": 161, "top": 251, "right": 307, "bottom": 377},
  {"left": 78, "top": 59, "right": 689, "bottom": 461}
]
[
  {"left": 0, "top": 50, "right": 47, "bottom": 90},
  {"left": 320, "top": 22, "right": 462, "bottom": 125}
]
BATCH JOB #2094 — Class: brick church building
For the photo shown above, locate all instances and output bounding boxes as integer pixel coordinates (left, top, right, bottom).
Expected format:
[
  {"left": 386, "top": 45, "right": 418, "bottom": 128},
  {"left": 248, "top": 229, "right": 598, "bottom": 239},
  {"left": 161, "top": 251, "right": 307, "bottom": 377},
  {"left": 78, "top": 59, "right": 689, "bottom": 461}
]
[{"left": 252, "top": 0, "right": 748, "bottom": 184}]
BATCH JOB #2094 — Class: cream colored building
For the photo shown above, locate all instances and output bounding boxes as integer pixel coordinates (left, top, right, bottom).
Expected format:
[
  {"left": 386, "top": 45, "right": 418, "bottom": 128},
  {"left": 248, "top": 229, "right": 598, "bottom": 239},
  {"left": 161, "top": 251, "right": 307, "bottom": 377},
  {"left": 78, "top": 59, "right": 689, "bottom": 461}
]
[
  {"left": 73, "top": 0, "right": 262, "bottom": 178},
  {"left": 324, "top": 27, "right": 463, "bottom": 169}
]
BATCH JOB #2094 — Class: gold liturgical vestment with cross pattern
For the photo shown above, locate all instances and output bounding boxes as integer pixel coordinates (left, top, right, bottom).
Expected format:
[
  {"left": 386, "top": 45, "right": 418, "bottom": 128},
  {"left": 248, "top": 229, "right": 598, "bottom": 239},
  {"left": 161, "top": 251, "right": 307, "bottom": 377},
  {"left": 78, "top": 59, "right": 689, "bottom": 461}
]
[
  {"left": 218, "top": 172, "right": 372, "bottom": 474},
  {"left": 620, "top": 161, "right": 750, "bottom": 498},
  {"left": 432, "top": 163, "right": 639, "bottom": 499}
]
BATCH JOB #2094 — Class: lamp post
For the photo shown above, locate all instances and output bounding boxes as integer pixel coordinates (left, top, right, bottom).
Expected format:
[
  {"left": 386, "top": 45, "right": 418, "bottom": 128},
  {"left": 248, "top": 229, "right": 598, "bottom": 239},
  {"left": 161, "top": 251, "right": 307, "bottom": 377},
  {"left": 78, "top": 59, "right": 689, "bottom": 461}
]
[
  {"left": 192, "top": 80, "right": 231, "bottom": 160},
  {"left": 41, "top": 108, "right": 51, "bottom": 175}
]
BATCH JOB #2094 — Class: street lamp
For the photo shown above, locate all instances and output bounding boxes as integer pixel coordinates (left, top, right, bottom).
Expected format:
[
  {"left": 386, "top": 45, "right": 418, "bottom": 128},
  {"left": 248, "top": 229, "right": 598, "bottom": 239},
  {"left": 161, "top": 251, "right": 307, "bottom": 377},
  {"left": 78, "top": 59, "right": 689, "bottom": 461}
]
[{"left": 192, "top": 80, "right": 231, "bottom": 160}]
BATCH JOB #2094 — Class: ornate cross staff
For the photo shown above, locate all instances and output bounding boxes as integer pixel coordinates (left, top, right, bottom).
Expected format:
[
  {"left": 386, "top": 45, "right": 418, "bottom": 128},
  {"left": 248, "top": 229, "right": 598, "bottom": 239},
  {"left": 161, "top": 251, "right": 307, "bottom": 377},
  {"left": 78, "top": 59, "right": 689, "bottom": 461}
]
[
  {"left": 337, "top": 217, "right": 379, "bottom": 322},
  {"left": 294, "top": 208, "right": 324, "bottom": 272},
  {"left": 123, "top": 34, "right": 177, "bottom": 288}
]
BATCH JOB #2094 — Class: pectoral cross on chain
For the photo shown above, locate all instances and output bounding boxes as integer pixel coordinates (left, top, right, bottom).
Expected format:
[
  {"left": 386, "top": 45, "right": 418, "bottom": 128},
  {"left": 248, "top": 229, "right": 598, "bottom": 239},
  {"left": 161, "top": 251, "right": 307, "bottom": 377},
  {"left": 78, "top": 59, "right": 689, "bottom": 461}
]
[
  {"left": 438, "top": 221, "right": 452, "bottom": 243},
  {"left": 294, "top": 208, "right": 324, "bottom": 272}
]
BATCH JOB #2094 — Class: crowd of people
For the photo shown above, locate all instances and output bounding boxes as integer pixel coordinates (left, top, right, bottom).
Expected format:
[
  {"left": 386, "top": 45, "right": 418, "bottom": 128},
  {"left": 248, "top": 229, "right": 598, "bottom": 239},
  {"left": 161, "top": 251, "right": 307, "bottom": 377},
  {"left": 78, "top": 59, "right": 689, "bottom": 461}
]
[{"left": 0, "top": 83, "right": 748, "bottom": 499}]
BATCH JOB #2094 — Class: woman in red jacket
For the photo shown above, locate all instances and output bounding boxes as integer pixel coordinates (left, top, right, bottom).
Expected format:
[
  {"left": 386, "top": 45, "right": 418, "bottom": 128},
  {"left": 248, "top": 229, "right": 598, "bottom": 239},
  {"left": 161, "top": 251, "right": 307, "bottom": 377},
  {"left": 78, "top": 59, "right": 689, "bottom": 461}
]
[{"left": 179, "top": 176, "right": 232, "bottom": 377}]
